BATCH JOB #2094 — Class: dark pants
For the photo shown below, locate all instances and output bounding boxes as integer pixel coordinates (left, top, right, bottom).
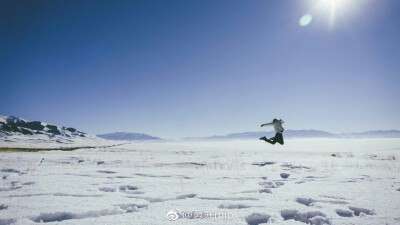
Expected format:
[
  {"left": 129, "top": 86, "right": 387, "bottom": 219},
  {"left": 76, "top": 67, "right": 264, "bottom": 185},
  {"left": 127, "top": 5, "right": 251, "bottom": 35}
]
[{"left": 264, "top": 132, "right": 284, "bottom": 145}]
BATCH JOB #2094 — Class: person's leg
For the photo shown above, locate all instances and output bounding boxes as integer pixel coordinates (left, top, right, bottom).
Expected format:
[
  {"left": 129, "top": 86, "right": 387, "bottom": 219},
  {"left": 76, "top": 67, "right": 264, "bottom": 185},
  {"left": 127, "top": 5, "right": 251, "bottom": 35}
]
[
  {"left": 261, "top": 133, "right": 284, "bottom": 145},
  {"left": 270, "top": 136, "right": 276, "bottom": 142},
  {"left": 275, "top": 132, "right": 284, "bottom": 145},
  {"left": 260, "top": 136, "right": 267, "bottom": 141},
  {"left": 266, "top": 139, "right": 276, "bottom": 144},
  {"left": 260, "top": 136, "right": 275, "bottom": 144},
  {"left": 266, "top": 135, "right": 277, "bottom": 144},
  {"left": 266, "top": 133, "right": 283, "bottom": 145}
]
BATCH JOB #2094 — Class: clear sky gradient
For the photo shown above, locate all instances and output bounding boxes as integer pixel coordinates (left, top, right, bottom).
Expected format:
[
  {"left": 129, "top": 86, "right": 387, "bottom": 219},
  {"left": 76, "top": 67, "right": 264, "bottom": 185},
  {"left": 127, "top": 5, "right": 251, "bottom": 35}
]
[{"left": 1, "top": 0, "right": 399, "bottom": 138}]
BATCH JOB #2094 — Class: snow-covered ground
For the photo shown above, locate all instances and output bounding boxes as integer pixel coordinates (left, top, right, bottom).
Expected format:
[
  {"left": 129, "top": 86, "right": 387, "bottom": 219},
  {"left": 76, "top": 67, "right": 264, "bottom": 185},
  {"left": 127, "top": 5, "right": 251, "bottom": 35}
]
[
  {"left": 0, "top": 134, "right": 109, "bottom": 149},
  {"left": 0, "top": 138, "right": 399, "bottom": 224}
]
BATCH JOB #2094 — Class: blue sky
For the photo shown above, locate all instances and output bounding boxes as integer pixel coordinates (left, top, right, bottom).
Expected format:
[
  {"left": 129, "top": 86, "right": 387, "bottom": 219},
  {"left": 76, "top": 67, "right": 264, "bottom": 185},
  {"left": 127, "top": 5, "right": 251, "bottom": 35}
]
[{"left": 1, "top": 0, "right": 399, "bottom": 138}]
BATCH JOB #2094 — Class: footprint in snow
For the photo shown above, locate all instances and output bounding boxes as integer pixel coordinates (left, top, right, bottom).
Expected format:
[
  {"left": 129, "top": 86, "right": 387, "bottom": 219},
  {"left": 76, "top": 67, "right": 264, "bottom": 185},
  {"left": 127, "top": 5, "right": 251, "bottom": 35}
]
[
  {"left": 348, "top": 206, "right": 375, "bottom": 216},
  {"left": 245, "top": 213, "right": 271, "bottom": 225},
  {"left": 259, "top": 181, "right": 284, "bottom": 189},
  {"left": 280, "top": 173, "right": 290, "bottom": 179},
  {"left": 281, "top": 209, "right": 331, "bottom": 225},
  {"left": 335, "top": 209, "right": 353, "bottom": 217}
]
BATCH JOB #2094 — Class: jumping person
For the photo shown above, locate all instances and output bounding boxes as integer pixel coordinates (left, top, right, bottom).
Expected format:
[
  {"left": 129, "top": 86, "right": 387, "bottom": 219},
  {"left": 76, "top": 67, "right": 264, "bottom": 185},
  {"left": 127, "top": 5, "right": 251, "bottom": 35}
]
[{"left": 260, "top": 118, "right": 284, "bottom": 145}]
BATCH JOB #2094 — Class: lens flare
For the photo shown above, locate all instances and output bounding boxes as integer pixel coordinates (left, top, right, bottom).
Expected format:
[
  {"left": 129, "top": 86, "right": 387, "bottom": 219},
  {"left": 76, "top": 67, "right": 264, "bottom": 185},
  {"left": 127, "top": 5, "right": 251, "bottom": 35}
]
[{"left": 299, "top": 14, "right": 313, "bottom": 27}]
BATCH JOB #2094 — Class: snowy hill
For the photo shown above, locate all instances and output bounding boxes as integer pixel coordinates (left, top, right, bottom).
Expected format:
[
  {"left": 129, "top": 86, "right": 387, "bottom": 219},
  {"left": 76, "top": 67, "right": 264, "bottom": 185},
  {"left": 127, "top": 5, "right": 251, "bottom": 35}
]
[
  {"left": 97, "top": 132, "right": 162, "bottom": 141},
  {"left": 0, "top": 115, "right": 88, "bottom": 138},
  {"left": 0, "top": 115, "right": 103, "bottom": 147}
]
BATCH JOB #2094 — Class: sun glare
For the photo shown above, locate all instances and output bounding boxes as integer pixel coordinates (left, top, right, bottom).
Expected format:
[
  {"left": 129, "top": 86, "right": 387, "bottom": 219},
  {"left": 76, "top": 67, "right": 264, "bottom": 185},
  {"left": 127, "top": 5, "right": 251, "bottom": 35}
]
[
  {"left": 319, "top": 0, "right": 347, "bottom": 25},
  {"left": 307, "top": 0, "right": 361, "bottom": 27}
]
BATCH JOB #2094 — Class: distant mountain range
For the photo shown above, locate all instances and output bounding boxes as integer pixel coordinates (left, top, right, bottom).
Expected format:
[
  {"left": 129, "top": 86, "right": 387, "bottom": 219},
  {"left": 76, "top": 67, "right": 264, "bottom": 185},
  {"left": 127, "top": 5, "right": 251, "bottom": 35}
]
[
  {"left": 184, "top": 129, "right": 400, "bottom": 140},
  {"left": 97, "top": 132, "right": 162, "bottom": 141},
  {"left": 340, "top": 130, "right": 400, "bottom": 138}
]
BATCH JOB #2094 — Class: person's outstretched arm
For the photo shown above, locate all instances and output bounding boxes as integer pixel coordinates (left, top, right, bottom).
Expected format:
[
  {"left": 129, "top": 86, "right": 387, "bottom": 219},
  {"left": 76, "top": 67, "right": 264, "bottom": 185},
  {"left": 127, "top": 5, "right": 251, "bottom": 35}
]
[{"left": 261, "top": 123, "right": 273, "bottom": 127}]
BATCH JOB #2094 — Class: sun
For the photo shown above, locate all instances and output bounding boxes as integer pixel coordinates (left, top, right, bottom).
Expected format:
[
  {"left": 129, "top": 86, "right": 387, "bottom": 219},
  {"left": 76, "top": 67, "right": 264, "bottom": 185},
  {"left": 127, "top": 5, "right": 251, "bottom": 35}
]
[
  {"left": 320, "top": 0, "right": 346, "bottom": 25},
  {"left": 312, "top": 0, "right": 359, "bottom": 27}
]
